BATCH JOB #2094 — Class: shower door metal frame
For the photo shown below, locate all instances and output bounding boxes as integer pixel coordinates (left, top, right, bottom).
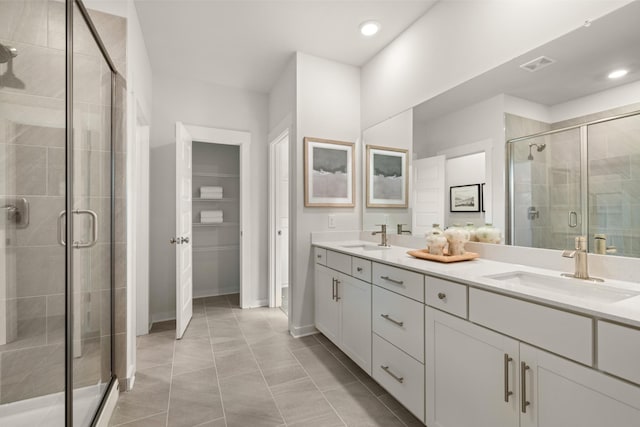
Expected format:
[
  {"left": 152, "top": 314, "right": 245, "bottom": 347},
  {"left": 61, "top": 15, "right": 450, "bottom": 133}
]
[
  {"left": 65, "top": 0, "right": 122, "bottom": 425},
  {"left": 505, "top": 109, "right": 640, "bottom": 247}
]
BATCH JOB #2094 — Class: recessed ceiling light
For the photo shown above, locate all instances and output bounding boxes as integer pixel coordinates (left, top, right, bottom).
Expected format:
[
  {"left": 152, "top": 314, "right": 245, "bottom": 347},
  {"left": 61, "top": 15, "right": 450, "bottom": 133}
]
[
  {"left": 608, "top": 69, "right": 628, "bottom": 79},
  {"left": 360, "top": 21, "right": 380, "bottom": 37}
]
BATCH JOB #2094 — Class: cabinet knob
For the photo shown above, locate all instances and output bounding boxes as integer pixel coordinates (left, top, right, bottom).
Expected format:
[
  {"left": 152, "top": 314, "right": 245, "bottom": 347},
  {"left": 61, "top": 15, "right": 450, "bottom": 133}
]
[
  {"left": 317, "top": 254, "right": 322, "bottom": 258},
  {"left": 357, "top": 267, "right": 363, "bottom": 272},
  {"left": 438, "top": 292, "right": 446, "bottom": 300}
]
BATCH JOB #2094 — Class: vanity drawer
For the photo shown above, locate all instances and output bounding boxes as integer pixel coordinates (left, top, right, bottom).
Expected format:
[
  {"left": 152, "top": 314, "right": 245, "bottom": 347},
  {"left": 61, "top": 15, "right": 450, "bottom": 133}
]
[
  {"left": 314, "top": 247, "right": 327, "bottom": 265},
  {"left": 372, "top": 333, "right": 425, "bottom": 422},
  {"left": 469, "top": 288, "right": 593, "bottom": 365},
  {"left": 372, "top": 262, "right": 424, "bottom": 302},
  {"left": 373, "top": 286, "right": 424, "bottom": 362},
  {"left": 352, "top": 257, "right": 372, "bottom": 282},
  {"left": 327, "top": 250, "right": 351, "bottom": 275},
  {"left": 425, "top": 276, "right": 468, "bottom": 319},
  {"left": 598, "top": 321, "right": 640, "bottom": 385}
]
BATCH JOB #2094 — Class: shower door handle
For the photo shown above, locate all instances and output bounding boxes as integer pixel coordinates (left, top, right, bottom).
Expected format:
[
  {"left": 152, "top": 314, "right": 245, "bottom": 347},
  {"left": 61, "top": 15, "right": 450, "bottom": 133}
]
[
  {"left": 58, "top": 209, "right": 99, "bottom": 248},
  {"left": 568, "top": 211, "right": 578, "bottom": 228}
]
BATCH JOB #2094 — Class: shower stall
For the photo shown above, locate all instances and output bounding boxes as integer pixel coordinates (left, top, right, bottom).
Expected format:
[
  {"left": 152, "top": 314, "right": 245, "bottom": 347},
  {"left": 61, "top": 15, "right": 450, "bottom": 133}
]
[
  {"left": 507, "top": 110, "right": 640, "bottom": 257},
  {"left": 0, "top": 0, "right": 124, "bottom": 425}
]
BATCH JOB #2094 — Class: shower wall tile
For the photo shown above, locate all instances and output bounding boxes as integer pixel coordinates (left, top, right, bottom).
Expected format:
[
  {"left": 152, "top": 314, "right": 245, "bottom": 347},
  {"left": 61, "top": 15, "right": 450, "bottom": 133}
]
[
  {"left": 0, "top": 342, "right": 65, "bottom": 403},
  {"left": 47, "top": 147, "right": 65, "bottom": 196},
  {"left": 88, "top": 9, "right": 127, "bottom": 64},
  {"left": 90, "top": 243, "right": 112, "bottom": 291},
  {"left": 46, "top": 293, "right": 65, "bottom": 344},
  {"left": 0, "top": 0, "right": 49, "bottom": 47},
  {"left": 15, "top": 246, "right": 65, "bottom": 298},
  {"left": 74, "top": 54, "right": 103, "bottom": 105},
  {"left": 46, "top": 0, "right": 65, "bottom": 50},
  {"left": 74, "top": 337, "right": 102, "bottom": 388},
  {"left": 0, "top": 145, "right": 47, "bottom": 196},
  {"left": 9, "top": 122, "right": 65, "bottom": 148}
]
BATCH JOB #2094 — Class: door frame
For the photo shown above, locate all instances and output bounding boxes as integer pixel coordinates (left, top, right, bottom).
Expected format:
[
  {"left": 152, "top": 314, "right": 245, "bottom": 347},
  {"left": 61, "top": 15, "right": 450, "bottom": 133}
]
[
  {"left": 183, "top": 124, "right": 252, "bottom": 308},
  {"left": 268, "top": 129, "right": 289, "bottom": 309}
]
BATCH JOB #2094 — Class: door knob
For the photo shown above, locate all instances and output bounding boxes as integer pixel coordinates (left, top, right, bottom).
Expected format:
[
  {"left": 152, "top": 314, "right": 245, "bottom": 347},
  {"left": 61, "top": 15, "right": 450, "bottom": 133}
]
[
  {"left": 170, "top": 237, "right": 177, "bottom": 244},
  {"left": 180, "top": 236, "right": 190, "bottom": 244},
  {"left": 278, "top": 230, "right": 282, "bottom": 236}
]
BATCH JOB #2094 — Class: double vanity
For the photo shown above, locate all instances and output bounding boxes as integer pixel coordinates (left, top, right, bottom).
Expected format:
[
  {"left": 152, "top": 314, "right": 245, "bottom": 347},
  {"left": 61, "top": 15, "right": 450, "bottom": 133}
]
[{"left": 312, "top": 240, "right": 640, "bottom": 427}]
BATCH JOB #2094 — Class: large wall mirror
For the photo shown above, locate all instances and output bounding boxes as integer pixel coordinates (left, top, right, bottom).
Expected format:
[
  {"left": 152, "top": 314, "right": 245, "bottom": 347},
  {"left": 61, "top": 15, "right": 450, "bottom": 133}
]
[{"left": 363, "top": 1, "right": 640, "bottom": 257}]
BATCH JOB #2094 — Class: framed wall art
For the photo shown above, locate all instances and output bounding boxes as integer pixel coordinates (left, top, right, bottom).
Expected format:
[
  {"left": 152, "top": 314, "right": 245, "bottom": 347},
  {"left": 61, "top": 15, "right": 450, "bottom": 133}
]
[
  {"left": 366, "top": 145, "right": 408, "bottom": 208},
  {"left": 450, "top": 184, "right": 481, "bottom": 212},
  {"left": 304, "top": 137, "right": 355, "bottom": 207}
]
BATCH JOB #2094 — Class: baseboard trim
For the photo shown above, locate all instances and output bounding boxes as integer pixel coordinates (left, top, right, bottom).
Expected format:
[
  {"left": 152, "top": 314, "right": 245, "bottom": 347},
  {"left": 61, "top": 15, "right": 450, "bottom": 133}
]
[
  {"left": 244, "top": 298, "right": 268, "bottom": 308},
  {"left": 291, "top": 324, "right": 318, "bottom": 338},
  {"left": 150, "top": 311, "right": 175, "bottom": 324}
]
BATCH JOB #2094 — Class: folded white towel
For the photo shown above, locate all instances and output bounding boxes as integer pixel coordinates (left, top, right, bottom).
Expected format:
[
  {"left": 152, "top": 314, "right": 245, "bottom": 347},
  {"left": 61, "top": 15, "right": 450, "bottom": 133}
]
[
  {"left": 201, "top": 210, "right": 223, "bottom": 217},
  {"left": 201, "top": 186, "right": 223, "bottom": 192},
  {"left": 201, "top": 217, "right": 223, "bottom": 224}
]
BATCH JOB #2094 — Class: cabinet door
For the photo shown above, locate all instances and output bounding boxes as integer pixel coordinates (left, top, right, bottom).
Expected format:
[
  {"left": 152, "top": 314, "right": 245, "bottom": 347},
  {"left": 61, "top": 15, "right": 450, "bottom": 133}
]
[
  {"left": 339, "top": 274, "right": 372, "bottom": 374},
  {"left": 314, "top": 264, "right": 340, "bottom": 343},
  {"left": 426, "top": 307, "right": 519, "bottom": 427},
  {"left": 519, "top": 343, "right": 640, "bottom": 427}
]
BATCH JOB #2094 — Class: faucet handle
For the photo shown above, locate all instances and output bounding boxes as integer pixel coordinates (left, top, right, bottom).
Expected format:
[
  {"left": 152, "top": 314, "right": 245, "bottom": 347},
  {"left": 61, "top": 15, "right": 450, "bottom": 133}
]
[{"left": 562, "top": 250, "right": 576, "bottom": 258}]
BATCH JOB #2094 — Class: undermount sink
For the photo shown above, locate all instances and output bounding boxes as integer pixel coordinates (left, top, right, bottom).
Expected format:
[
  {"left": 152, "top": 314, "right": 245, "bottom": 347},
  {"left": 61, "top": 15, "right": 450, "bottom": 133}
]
[
  {"left": 341, "top": 243, "right": 391, "bottom": 251},
  {"left": 485, "top": 271, "right": 640, "bottom": 304}
]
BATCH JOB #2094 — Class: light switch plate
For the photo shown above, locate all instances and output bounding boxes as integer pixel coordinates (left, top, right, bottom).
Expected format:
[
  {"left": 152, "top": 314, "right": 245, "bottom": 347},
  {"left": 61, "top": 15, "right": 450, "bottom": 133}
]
[{"left": 328, "top": 214, "right": 336, "bottom": 229}]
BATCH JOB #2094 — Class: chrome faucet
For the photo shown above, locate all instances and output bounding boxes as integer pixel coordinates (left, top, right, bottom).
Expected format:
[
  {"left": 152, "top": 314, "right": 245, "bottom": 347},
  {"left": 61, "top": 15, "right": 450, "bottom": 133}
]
[
  {"left": 372, "top": 224, "right": 390, "bottom": 247},
  {"left": 397, "top": 224, "right": 411, "bottom": 235},
  {"left": 561, "top": 236, "right": 603, "bottom": 282}
]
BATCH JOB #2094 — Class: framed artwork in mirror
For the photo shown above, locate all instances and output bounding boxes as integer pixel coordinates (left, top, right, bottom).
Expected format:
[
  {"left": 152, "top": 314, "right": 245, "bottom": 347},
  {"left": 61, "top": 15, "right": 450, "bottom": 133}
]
[
  {"left": 450, "top": 184, "right": 481, "bottom": 212},
  {"left": 366, "top": 145, "right": 408, "bottom": 208},
  {"left": 304, "top": 137, "right": 355, "bottom": 207},
  {"left": 481, "top": 183, "right": 486, "bottom": 212}
]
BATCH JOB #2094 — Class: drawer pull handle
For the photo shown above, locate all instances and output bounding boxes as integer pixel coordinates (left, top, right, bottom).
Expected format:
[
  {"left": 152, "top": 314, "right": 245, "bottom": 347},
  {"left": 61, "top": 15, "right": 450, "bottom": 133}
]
[
  {"left": 380, "top": 276, "right": 404, "bottom": 285},
  {"left": 437, "top": 292, "right": 446, "bottom": 300},
  {"left": 504, "top": 354, "right": 513, "bottom": 403},
  {"left": 357, "top": 267, "right": 363, "bottom": 272},
  {"left": 317, "top": 254, "right": 322, "bottom": 258},
  {"left": 331, "top": 278, "right": 336, "bottom": 301},
  {"left": 381, "top": 365, "right": 404, "bottom": 383},
  {"left": 335, "top": 280, "right": 341, "bottom": 301},
  {"left": 521, "top": 362, "right": 530, "bottom": 413},
  {"left": 380, "top": 314, "right": 404, "bottom": 327}
]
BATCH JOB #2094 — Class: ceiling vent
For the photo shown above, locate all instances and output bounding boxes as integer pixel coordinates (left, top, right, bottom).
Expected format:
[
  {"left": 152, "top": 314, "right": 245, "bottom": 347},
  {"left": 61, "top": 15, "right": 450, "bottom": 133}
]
[{"left": 520, "top": 56, "right": 556, "bottom": 72}]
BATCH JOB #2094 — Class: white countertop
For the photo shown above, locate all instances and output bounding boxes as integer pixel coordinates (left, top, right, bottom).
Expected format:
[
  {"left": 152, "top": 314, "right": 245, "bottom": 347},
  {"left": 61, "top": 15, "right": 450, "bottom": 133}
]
[{"left": 313, "top": 240, "right": 640, "bottom": 329}]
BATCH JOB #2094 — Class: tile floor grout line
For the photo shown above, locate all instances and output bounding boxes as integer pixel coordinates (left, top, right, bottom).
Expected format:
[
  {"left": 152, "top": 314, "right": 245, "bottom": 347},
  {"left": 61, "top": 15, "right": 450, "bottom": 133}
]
[
  {"left": 287, "top": 335, "right": 348, "bottom": 427},
  {"left": 313, "top": 333, "right": 412, "bottom": 427},
  {"left": 231, "top": 303, "right": 289, "bottom": 427},
  {"left": 112, "top": 410, "right": 168, "bottom": 427},
  {"left": 204, "top": 297, "right": 230, "bottom": 427}
]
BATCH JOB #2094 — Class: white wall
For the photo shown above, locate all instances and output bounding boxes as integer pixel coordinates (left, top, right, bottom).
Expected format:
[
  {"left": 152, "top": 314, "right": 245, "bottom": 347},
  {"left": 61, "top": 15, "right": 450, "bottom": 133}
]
[
  {"left": 445, "top": 153, "right": 485, "bottom": 227},
  {"left": 149, "top": 75, "right": 268, "bottom": 322},
  {"left": 362, "top": 109, "right": 413, "bottom": 232},
  {"left": 290, "top": 53, "right": 361, "bottom": 336},
  {"left": 268, "top": 56, "right": 296, "bottom": 139},
  {"left": 361, "top": 0, "right": 631, "bottom": 129}
]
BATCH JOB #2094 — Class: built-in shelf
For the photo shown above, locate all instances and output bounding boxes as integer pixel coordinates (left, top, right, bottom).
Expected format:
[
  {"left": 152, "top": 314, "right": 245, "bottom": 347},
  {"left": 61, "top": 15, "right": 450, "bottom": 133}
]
[
  {"left": 193, "top": 245, "right": 239, "bottom": 253},
  {"left": 193, "top": 198, "right": 237, "bottom": 202},
  {"left": 193, "top": 172, "right": 239, "bottom": 178},
  {"left": 193, "top": 222, "right": 239, "bottom": 227}
]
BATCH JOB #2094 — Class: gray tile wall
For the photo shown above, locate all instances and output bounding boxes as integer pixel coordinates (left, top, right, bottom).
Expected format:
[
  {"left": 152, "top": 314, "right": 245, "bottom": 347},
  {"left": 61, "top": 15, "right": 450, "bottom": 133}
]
[{"left": 0, "top": 0, "right": 127, "bottom": 404}]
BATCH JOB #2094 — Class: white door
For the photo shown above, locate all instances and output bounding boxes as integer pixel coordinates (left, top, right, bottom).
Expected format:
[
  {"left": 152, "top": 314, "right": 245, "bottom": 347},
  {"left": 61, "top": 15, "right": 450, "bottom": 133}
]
[
  {"left": 426, "top": 307, "right": 520, "bottom": 427},
  {"left": 412, "top": 155, "right": 445, "bottom": 235},
  {"left": 338, "top": 274, "right": 371, "bottom": 374},
  {"left": 175, "top": 122, "right": 193, "bottom": 339},
  {"left": 314, "top": 264, "right": 340, "bottom": 343},
  {"left": 519, "top": 343, "right": 640, "bottom": 427},
  {"left": 275, "top": 136, "right": 289, "bottom": 308}
]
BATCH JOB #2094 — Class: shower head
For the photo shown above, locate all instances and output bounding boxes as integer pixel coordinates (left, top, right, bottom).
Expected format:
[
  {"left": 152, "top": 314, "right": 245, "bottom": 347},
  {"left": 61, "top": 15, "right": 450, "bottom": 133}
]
[
  {"left": 0, "top": 43, "right": 25, "bottom": 90},
  {"left": 527, "top": 143, "right": 546, "bottom": 160}
]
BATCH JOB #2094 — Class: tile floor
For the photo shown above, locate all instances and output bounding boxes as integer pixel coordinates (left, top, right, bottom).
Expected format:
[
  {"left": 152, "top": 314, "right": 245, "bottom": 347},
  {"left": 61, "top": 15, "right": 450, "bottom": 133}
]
[{"left": 109, "top": 294, "right": 423, "bottom": 427}]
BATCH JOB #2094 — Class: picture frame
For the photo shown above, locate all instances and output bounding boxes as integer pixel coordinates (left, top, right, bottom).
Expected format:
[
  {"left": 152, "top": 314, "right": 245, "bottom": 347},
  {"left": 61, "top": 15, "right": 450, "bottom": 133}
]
[
  {"left": 304, "top": 137, "right": 355, "bottom": 207},
  {"left": 366, "top": 145, "right": 409, "bottom": 208},
  {"left": 481, "top": 183, "right": 486, "bottom": 212},
  {"left": 450, "top": 184, "right": 481, "bottom": 212}
]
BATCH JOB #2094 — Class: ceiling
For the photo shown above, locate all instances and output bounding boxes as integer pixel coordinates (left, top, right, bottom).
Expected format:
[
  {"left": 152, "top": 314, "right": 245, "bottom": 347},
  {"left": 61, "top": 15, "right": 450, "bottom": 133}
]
[
  {"left": 134, "top": 0, "right": 437, "bottom": 93},
  {"left": 414, "top": 0, "right": 640, "bottom": 123}
]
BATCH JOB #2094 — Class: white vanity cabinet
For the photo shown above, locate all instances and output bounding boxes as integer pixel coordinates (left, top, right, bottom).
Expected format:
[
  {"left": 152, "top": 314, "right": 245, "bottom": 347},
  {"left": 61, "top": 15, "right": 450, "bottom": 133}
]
[
  {"left": 314, "top": 256, "right": 371, "bottom": 374},
  {"left": 426, "top": 307, "right": 520, "bottom": 427},
  {"left": 427, "top": 295, "right": 640, "bottom": 427}
]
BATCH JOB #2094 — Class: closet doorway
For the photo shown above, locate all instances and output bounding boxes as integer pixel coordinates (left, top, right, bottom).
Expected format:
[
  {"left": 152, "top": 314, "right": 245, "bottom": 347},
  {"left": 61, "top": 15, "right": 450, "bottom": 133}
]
[
  {"left": 174, "top": 123, "right": 251, "bottom": 338},
  {"left": 269, "top": 131, "right": 290, "bottom": 316}
]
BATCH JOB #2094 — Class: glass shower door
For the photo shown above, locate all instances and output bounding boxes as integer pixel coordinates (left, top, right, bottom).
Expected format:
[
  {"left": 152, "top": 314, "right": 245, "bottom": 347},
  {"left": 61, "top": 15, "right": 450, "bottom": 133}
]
[
  {"left": 71, "top": 3, "right": 113, "bottom": 425},
  {"left": 511, "top": 128, "right": 583, "bottom": 250}
]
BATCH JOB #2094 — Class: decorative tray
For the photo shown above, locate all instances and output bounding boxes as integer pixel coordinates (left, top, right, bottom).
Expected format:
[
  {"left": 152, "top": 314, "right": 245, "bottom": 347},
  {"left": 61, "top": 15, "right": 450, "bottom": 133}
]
[{"left": 406, "top": 249, "right": 479, "bottom": 263}]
